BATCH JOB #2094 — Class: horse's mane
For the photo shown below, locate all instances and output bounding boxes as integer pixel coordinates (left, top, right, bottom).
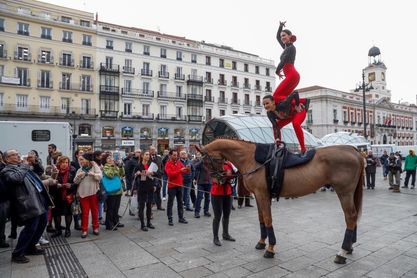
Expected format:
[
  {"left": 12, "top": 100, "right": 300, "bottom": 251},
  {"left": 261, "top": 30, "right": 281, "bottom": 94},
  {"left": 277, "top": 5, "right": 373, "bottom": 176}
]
[{"left": 212, "top": 136, "right": 255, "bottom": 144}]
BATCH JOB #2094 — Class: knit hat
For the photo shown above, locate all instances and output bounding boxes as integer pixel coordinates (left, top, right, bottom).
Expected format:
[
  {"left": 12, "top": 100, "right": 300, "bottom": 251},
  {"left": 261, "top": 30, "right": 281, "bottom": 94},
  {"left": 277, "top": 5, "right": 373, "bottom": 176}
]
[{"left": 82, "top": 152, "right": 94, "bottom": 161}]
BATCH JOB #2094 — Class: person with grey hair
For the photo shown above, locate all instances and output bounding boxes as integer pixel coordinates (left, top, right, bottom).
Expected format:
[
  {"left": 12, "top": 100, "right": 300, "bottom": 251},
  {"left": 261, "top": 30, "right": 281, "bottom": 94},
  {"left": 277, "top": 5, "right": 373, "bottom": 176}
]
[{"left": 0, "top": 149, "right": 55, "bottom": 263}]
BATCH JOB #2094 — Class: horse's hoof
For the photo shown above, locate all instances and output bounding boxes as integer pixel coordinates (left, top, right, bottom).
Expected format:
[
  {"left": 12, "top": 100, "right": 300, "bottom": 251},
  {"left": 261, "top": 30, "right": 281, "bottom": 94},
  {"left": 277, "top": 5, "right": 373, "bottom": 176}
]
[
  {"left": 334, "top": 254, "right": 346, "bottom": 264},
  {"left": 347, "top": 248, "right": 353, "bottom": 255},
  {"left": 263, "top": 250, "right": 275, "bottom": 258},
  {"left": 255, "top": 242, "right": 266, "bottom": 250}
]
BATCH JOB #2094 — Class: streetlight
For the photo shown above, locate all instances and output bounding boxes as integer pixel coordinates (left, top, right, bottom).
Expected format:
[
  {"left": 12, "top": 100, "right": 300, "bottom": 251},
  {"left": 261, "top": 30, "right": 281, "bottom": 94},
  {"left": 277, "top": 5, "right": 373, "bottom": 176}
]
[
  {"left": 354, "top": 70, "right": 374, "bottom": 139},
  {"left": 68, "top": 111, "right": 78, "bottom": 160}
]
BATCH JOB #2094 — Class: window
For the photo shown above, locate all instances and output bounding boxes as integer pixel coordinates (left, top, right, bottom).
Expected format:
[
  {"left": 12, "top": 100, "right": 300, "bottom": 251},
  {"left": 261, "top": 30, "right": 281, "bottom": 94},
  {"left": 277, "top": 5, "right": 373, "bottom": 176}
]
[
  {"left": 61, "top": 73, "right": 71, "bottom": 89},
  {"left": 62, "top": 31, "right": 72, "bottom": 43},
  {"left": 206, "top": 56, "right": 211, "bottom": 65},
  {"left": 123, "top": 102, "right": 132, "bottom": 116},
  {"left": 160, "top": 64, "right": 167, "bottom": 74},
  {"left": 266, "top": 68, "right": 270, "bottom": 76},
  {"left": 176, "top": 67, "right": 183, "bottom": 79},
  {"left": 39, "top": 96, "right": 50, "bottom": 110},
  {"left": 39, "top": 70, "right": 51, "bottom": 88},
  {"left": 244, "top": 63, "right": 249, "bottom": 72},
  {"left": 159, "top": 84, "right": 167, "bottom": 95},
  {"left": 143, "top": 45, "right": 150, "bottom": 55},
  {"left": 244, "top": 94, "right": 250, "bottom": 105},
  {"left": 39, "top": 50, "right": 52, "bottom": 63},
  {"left": 219, "top": 91, "right": 225, "bottom": 101},
  {"left": 232, "top": 61, "right": 237, "bottom": 70},
  {"left": 78, "top": 124, "right": 92, "bottom": 136},
  {"left": 16, "top": 94, "right": 28, "bottom": 110},
  {"left": 233, "top": 111, "right": 238, "bottom": 114},
  {"left": 105, "top": 56, "right": 113, "bottom": 68},
  {"left": 81, "top": 75, "right": 91, "bottom": 91},
  {"left": 255, "top": 65, "right": 259, "bottom": 74},
  {"left": 143, "top": 104, "right": 150, "bottom": 116},
  {"left": 124, "top": 59, "right": 132, "bottom": 72},
  {"left": 16, "top": 47, "right": 30, "bottom": 61},
  {"left": 82, "top": 34, "right": 92, "bottom": 46},
  {"left": 142, "top": 81, "right": 150, "bottom": 94},
  {"left": 0, "top": 65, "right": 3, "bottom": 77},
  {"left": 266, "top": 81, "right": 271, "bottom": 91},
  {"left": 160, "top": 48, "right": 167, "bottom": 58},
  {"left": 61, "top": 16, "right": 71, "bottom": 23},
  {"left": 31, "top": 130, "right": 50, "bottom": 141},
  {"left": 191, "top": 53, "right": 197, "bottom": 63},
  {"left": 160, "top": 105, "right": 167, "bottom": 117},
  {"left": 176, "top": 106, "right": 183, "bottom": 118},
  {"left": 256, "top": 95, "right": 261, "bottom": 106},
  {"left": 61, "top": 97, "right": 70, "bottom": 113},
  {"left": 205, "top": 72, "right": 212, "bottom": 83},
  {"left": 125, "top": 42, "right": 132, "bottom": 52},
  {"left": 0, "top": 18, "right": 4, "bottom": 32},
  {"left": 219, "top": 58, "right": 224, "bottom": 68},
  {"left": 0, "top": 43, "right": 4, "bottom": 58},
  {"left": 124, "top": 80, "right": 132, "bottom": 93},
  {"left": 106, "top": 40, "right": 113, "bottom": 49},
  {"left": 205, "top": 89, "right": 212, "bottom": 99},
  {"left": 176, "top": 85, "right": 183, "bottom": 97},
  {"left": 81, "top": 99, "right": 91, "bottom": 114},
  {"left": 232, "top": 92, "right": 238, "bottom": 104},
  {"left": 41, "top": 27, "right": 51, "bottom": 39},
  {"left": 81, "top": 56, "right": 91, "bottom": 68},
  {"left": 80, "top": 20, "right": 90, "bottom": 27},
  {"left": 220, "top": 109, "right": 225, "bottom": 116},
  {"left": 206, "top": 108, "right": 212, "bottom": 120},
  {"left": 176, "top": 51, "right": 182, "bottom": 61},
  {"left": 17, "top": 68, "right": 29, "bottom": 86},
  {"left": 307, "top": 110, "right": 313, "bottom": 123},
  {"left": 62, "top": 52, "right": 73, "bottom": 66},
  {"left": 17, "top": 22, "right": 29, "bottom": 35},
  {"left": 232, "top": 76, "right": 238, "bottom": 87}
]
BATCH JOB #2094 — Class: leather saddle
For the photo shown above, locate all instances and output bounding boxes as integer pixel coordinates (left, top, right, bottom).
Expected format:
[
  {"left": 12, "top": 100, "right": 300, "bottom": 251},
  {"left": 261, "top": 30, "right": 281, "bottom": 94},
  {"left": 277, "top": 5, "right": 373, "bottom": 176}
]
[{"left": 254, "top": 143, "right": 316, "bottom": 199}]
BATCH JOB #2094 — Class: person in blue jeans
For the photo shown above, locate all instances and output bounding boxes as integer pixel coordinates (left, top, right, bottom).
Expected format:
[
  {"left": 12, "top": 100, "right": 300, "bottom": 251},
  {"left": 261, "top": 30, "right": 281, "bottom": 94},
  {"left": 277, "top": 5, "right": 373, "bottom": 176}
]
[
  {"left": 179, "top": 150, "right": 194, "bottom": 211},
  {"left": 192, "top": 152, "right": 212, "bottom": 218}
]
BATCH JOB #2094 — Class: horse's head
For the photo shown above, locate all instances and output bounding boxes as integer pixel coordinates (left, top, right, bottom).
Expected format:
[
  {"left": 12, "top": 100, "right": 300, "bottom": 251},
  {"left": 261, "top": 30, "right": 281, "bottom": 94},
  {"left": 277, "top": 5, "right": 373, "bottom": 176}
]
[{"left": 194, "top": 144, "right": 225, "bottom": 177}]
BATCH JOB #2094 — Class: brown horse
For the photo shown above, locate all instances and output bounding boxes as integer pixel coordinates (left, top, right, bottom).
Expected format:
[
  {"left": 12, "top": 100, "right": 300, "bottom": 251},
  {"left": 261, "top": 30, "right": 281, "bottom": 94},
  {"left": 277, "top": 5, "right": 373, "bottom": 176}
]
[{"left": 196, "top": 138, "right": 363, "bottom": 264}]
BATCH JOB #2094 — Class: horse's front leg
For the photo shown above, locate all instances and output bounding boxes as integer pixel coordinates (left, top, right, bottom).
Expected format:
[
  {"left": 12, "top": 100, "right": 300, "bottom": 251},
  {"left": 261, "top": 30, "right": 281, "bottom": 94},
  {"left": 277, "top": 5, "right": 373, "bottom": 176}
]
[
  {"left": 255, "top": 197, "right": 267, "bottom": 250},
  {"left": 257, "top": 195, "right": 275, "bottom": 258}
]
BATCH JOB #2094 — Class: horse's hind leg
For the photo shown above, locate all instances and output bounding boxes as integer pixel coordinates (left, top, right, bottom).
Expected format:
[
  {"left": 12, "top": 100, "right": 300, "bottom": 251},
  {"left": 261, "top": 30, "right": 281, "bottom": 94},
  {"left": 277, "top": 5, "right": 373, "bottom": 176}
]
[
  {"left": 334, "top": 192, "right": 358, "bottom": 264},
  {"left": 254, "top": 197, "right": 267, "bottom": 250}
]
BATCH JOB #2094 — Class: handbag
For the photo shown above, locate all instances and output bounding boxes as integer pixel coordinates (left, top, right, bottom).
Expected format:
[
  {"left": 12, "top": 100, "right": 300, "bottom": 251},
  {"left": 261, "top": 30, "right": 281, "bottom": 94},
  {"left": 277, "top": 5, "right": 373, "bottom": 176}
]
[
  {"left": 101, "top": 175, "right": 122, "bottom": 193},
  {"left": 71, "top": 197, "right": 81, "bottom": 215}
]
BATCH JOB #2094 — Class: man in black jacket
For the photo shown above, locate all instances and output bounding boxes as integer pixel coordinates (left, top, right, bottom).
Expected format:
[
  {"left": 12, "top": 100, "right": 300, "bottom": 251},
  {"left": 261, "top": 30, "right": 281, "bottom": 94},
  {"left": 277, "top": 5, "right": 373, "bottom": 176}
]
[
  {"left": 150, "top": 146, "right": 165, "bottom": 210},
  {"left": 0, "top": 149, "right": 54, "bottom": 264},
  {"left": 0, "top": 155, "right": 10, "bottom": 248},
  {"left": 125, "top": 149, "right": 141, "bottom": 193}
]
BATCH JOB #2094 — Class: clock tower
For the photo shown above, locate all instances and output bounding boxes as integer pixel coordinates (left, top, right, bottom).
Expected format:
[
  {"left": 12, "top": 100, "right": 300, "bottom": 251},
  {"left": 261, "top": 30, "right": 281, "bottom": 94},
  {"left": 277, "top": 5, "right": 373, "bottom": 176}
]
[{"left": 362, "top": 46, "right": 391, "bottom": 101}]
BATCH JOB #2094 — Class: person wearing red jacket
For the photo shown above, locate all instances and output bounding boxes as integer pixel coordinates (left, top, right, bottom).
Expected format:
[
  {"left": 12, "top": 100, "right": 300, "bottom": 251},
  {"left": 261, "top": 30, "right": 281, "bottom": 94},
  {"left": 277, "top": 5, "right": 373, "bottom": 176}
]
[
  {"left": 164, "top": 149, "right": 189, "bottom": 226},
  {"left": 211, "top": 161, "right": 236, "bottom": 246}
]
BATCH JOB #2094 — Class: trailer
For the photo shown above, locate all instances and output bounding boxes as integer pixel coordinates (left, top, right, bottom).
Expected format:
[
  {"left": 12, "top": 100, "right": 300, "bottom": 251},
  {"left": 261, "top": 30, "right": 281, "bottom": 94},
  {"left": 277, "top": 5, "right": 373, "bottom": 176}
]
[{"left": 0, "top": 121, "right": 72, "bottom": 164}]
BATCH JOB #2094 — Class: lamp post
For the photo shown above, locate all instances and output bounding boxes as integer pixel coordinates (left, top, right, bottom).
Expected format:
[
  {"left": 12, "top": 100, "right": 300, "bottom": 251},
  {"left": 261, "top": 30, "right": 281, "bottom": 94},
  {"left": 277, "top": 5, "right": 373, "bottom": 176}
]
[
  {"left": 69, "top": 111, "right": 78, "bottom": 160},
  {"left": 354, "top": 70, "right": 373, "bottom": 140}
]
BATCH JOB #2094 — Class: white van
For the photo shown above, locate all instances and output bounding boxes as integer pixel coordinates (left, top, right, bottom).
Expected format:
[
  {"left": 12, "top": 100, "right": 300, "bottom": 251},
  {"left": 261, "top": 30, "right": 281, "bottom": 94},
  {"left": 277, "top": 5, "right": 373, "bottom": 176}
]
[
  {"left": 371, "top": 144, "right": 396, "bottom": 158},
  {"left": 0, "top": 121, "right": 72, "bottom": 163}
]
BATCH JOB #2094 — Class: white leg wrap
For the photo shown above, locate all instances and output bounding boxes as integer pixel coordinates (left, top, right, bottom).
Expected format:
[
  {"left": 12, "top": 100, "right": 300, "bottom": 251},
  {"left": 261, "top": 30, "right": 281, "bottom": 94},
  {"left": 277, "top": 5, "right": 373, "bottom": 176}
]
[{"left": 337, "top": 249, "right": 348, "bottom": 257}]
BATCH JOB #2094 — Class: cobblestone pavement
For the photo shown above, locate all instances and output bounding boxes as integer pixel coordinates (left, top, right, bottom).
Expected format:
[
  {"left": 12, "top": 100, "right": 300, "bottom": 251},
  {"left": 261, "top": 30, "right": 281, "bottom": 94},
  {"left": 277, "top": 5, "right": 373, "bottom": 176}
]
[{"left": 1, "top": 174, "right": 417, "bottom": 278}]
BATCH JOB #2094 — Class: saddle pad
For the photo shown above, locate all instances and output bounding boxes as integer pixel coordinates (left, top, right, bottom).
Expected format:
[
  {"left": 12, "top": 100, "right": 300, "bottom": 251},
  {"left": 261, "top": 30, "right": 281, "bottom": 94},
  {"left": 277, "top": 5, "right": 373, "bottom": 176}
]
[{"left": 255, "top": 143, "right": 316, "bottom": 169}]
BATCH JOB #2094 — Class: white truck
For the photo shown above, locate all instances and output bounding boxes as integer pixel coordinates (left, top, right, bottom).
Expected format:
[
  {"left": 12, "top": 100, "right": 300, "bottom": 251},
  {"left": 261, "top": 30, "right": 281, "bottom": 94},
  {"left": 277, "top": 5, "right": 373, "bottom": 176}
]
[{"left": 0, "top": 121, "right": 72, "bottom": 163}]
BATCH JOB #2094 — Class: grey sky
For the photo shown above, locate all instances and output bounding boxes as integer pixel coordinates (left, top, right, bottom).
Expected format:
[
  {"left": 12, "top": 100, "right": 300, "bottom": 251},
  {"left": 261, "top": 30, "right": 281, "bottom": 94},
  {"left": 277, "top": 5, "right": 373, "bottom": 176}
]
[{"left": 44, "top": 0, "right": 416, "bottom": 104}]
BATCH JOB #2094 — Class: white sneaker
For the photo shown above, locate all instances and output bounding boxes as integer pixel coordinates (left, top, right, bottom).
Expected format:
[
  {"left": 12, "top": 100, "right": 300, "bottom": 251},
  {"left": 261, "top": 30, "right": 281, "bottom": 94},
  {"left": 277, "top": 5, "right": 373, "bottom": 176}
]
[
  {"left": 162, "top": 197, "right": 166, "bottom": 201},
  {"left": 39, "top": 236, "right": 49, "bottom": 245}
]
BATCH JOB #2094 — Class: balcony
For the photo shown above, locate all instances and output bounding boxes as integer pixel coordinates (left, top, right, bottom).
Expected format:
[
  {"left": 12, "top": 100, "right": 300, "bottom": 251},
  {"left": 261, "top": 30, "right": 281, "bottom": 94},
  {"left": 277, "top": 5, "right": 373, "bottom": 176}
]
[
  {"left": 82, "top": 41, "right": 92, "bottom": 46},
  {"left": 37, "top": 80, "right": 53, "bottom": 89},
  {"left": 41, "top": 34, "right": 52, "bottom": 40},
  {"left": 99, "top": 85, "right": 119, "bottom": 94},
  {"left": 122, "top": 66, "right": 135, "bottom": 75},
  {"left": 187, "top": 94, "right": 203, "bottom": 101},
  {"left": 80, "top": 61, "right": 94, "bottom": 69},
  {"left": 59, "top": 58, "right": 75, "bottom": 67},
  {"left": 265, "top": 86, "right": 272, "bottom": 92},
  {"left": 121, "top": 88, "right": 154, "bottom": 98},
  {"left": 157, "top": 91, "right": 186, "bottom": 100},
  {"left": 100, "top": 63, "right": 120, "bottom": 73},
  {"left": 0, "top": 104, "right": 96, "bottom": 118},
  {"left": 218, "top": 97, "right": 228, "bottom": 105},
  {"left": 231, "top": 81, "right": 239, "bottom": 88},
  {"left": 231, "top": 99, "right": 240, "bottom": 105},
  {"left": 205, "top": 96, "right": 214, "bottom": 102},
  {"left": 62, "top": 38, "right": 73, "bottom": 43},
  {"left": 59, "top": 82, "right": 93, "bottom": 92},
  {"left": 243, "top": 100, "right": 252, "bottom": 107},
  {"left": 188, "top": 115, "right": 204, "bottom": 122},
  {"left": 218, "top": 79, "right": 227, "bottom": 86},
  {"left": 17, "top": 30, "right": 29, "bottom": 36},
  {"left": 204, "top": 78, "right": 213, "bottom": 84},
  {"left": 121, "top": 113, "right": 154, "bottom": 121},
  {"left": 333, "top": 119, "right": 339, "bottom": 124},
  {"left": 174, "top": 73, "right": 185, "bottom": 81},
  {"left": 156, "top": 114, "right": 187, "bottom": 122},
  {"left": 141, "top": 69, "right": 153, "bottom": 77},
  {"left": 255, "top": 84, "right": 262, "bottom": 91},
  {"left": 158, "top": 71, "right": 169, "bottom": 79},
  {"left": 243, "top": 84, "right": 251, "bottom": 90},
  {"left": 106, "top": 45, "right": 113, "bottom": 50},
  {"left": 125, "top": 48, "right": 132, "bottom": 53},
  {"left": 14, "top": 51, "right": 32, "bottom": 62},
  {"left": 187, "top": 75, "right": 204, "bottom": 84},
  {"left": 0, "top": 50, "right": 7, "bottom": 59},
  {"left": 100, "top": 110, "right": 118, "bottom": 118},
  {"left": 37, "top": 54, "right": 54, "bottom": 64}
]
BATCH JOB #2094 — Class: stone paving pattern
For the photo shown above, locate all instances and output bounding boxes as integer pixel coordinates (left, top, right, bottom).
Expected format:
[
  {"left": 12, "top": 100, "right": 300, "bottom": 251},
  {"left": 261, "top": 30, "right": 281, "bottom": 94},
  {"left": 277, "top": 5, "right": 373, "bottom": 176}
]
[{"left": 1, "top": 174, "right": 417, "bottom": 278}]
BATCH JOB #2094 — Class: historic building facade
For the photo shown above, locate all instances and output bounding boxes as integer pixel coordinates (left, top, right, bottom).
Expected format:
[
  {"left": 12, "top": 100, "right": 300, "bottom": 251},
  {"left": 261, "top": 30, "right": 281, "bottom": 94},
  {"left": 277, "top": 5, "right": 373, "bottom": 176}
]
[
  {"left": 0, "top": 0, "right": 275, "bottom": 153},
  {"left": 301, "top": 47, "right": 416, "bottom": 146}
]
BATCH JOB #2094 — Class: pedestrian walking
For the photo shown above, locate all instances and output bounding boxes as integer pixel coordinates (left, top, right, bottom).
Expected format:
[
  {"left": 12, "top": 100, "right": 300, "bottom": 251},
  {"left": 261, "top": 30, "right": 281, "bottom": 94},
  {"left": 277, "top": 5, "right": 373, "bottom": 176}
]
[{"left": 403, "top": 150, "right": 417, "bottom": 189}]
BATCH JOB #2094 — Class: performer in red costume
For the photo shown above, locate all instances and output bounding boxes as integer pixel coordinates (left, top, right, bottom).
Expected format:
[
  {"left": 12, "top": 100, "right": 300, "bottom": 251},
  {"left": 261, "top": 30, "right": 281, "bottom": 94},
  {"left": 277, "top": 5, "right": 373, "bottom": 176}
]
[{"left": 265, "top": 21, "right": 308, "bottom": 154}]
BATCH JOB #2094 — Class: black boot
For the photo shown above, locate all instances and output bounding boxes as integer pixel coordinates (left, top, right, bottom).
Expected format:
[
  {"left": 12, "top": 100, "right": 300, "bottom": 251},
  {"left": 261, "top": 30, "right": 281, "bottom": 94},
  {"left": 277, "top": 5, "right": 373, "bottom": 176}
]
[
  {"left": 147, "top": 221, "right": 155, "bottom": 229},
  {"left": 213, "top": 237, "right": 222, "bottom": 246},
  {"left": 222, "top": 218, "right": 235, "bottom": 241},
  {"left": 213, "top": 218, "right": 221, "bottom": 245}
]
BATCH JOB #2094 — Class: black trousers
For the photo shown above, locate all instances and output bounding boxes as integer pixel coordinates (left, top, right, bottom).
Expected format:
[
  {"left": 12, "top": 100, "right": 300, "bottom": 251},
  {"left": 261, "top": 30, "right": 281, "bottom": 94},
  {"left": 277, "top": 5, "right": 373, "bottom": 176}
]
[
  {"left": 167, "top": 187, "right": 183, "bottom": 220},
  {"left": 138, "top": 191, "right": 153, "bottom": 225},
  {"left": 105, "top": 194, "right": 121, "bottom": 229},
  {"left": 366, "top": 171, "right": 376, "bottom": 188},
  {"left": 190, "top": 183, "right": 196, "bottom": 207},
  {"left": 153, "top": 180, "right": 162, "bottom": 208},
  {"left": 0, "top": 201, "right": 9, "bottom": 244},
  {"left": 211, "top": 195, "right": 232, "bottom": 238},
  {"left": 404, "top": 170, "right": 416, "bottom": 186}
]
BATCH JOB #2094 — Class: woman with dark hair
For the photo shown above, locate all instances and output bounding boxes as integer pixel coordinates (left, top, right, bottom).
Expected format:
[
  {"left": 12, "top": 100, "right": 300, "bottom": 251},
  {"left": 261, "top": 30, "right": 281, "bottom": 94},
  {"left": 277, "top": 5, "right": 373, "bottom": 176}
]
[
  {"left": 101, "top": 153, "right": 124, "bottom": 230},
  {"left": 74, "top": 152, "right": 102, "bottom": 238},
  {"left": 134, "top": 151, "right": 156, "bottom": 231},
  {"left": 51, "top": 156, "right": 77, "bottom": 238}
]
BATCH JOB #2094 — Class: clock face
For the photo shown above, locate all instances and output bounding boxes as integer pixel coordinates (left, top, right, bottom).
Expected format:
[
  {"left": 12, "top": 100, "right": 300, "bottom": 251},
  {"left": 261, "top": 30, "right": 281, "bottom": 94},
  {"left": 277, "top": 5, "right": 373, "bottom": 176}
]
[
  {"left": 368, "top": 72, "right": 376, "bottom": 82},
  {"left": 381, "top": 72, "right": 385, "bottom": 81}
]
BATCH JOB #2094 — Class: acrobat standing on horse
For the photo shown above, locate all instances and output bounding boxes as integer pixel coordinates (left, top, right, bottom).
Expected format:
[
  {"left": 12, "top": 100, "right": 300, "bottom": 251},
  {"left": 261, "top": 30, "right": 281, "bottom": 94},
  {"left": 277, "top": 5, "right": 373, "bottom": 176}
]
[{"left": 263, "top": 21, "right": 309, "bottom": 153}]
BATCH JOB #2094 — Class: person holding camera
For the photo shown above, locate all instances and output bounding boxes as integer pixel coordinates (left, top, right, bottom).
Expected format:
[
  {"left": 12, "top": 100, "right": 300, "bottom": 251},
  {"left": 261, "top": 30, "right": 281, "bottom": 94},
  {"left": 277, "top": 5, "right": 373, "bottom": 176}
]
[{"left": 386, "top": 152, "right": 402, "bottom": 193}]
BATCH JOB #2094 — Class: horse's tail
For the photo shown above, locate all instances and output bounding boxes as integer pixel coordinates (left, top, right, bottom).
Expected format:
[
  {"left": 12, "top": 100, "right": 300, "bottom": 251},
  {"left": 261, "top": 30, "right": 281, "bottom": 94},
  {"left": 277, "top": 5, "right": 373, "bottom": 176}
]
[{"left": 354, "top": 157, "right": 364, "bottom": 222}]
